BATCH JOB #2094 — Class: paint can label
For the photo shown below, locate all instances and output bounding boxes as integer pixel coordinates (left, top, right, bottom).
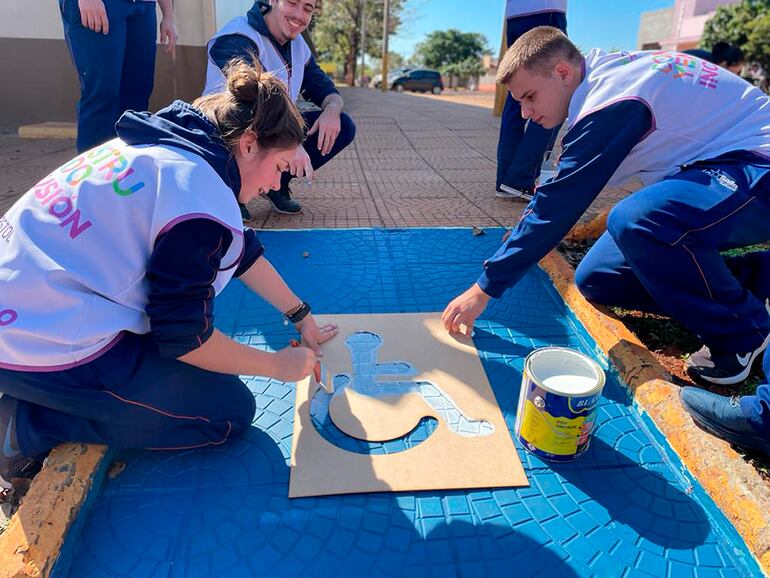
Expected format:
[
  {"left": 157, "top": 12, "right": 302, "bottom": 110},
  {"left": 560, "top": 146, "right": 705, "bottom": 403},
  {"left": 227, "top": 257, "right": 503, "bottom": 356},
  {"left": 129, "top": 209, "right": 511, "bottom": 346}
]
[{"left": 516, "top": 376, "right": 601, "bottom": 462}]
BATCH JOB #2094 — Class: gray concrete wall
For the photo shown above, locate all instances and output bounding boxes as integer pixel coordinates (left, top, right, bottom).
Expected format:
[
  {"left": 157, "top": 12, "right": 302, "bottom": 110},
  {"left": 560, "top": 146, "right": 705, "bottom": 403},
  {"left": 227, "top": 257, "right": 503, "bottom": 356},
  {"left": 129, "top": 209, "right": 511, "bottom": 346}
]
[
  {"left": 637, "top": 7, "right": 675, "bottom": 50},
  {"left": 0, "top": 0, "right": 215, "bottom": 129}
]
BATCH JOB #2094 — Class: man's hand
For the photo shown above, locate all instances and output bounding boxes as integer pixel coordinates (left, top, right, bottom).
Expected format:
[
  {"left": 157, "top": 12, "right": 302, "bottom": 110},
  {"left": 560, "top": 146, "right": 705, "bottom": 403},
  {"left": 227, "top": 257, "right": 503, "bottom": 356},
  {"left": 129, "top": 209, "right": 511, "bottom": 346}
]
[
  {"left": 441, "top": 284, "right": 491, "bottom": 335},
  {"left": 307, "top": 106, "right": 341, "bottom": 156},
  {"left": 159, "top": 16, "right": 178, "bottom": 55},
  {"left": 296, "top": 315, "right": 338, "bottom": 354},
  {"left": 79, "top": 0, "right": 109, "bottom": 34},
  {"left": 288, "top": 145, "right": 314, "bottom": 182}
]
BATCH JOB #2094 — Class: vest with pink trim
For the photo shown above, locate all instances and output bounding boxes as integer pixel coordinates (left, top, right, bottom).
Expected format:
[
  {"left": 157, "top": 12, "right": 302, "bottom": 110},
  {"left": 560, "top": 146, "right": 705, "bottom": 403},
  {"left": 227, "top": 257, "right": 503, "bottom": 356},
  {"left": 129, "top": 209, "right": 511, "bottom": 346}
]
[
  {"left": 568, "top": 48, "right": 770, "bottom": 189},
  {"left": 0, "top": 140, "right": 244, "bottom": 371}
]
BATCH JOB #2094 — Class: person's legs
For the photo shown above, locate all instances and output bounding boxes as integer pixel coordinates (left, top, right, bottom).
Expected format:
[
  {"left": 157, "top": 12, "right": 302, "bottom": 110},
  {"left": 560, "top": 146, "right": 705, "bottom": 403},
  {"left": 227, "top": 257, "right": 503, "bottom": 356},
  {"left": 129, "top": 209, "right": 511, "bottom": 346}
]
[
  {"left": 575, "top": 231, "right": 664, "bottom": 314},
  {"left": 264, "top": 110, "right": 356, "bottom": 215},
  {"left": 606, "top": 162, "right": 770, "bottom": 384},
  {"left": 496, "top": 12, "right": 566, "bottom": 197},
  {"left": 680, "top": 345, "right": 770, "bottom": 456},
  {"left": 0, "top": 333, "right": 257, "bottom": 460},
  {"left": 118, "top": 1, "right": 157, "bottom": 114},
  {"left": 59, "top": 0, "right": 130, "bottom": 152}
]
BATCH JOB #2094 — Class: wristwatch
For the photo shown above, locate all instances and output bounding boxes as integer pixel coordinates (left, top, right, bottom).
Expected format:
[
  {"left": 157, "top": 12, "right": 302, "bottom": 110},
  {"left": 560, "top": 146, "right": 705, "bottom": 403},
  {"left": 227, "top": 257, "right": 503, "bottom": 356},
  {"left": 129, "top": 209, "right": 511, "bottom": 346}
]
[{"left": 285, "top": 301, "right": 311, "bottom": 324}]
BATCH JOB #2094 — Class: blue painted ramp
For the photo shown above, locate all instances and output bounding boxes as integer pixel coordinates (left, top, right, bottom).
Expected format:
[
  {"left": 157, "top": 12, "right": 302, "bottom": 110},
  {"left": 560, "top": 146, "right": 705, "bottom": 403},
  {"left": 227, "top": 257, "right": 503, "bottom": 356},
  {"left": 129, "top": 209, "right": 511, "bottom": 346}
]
[{"left": 59, "top": 229, "right": 760, "bottom": 577}]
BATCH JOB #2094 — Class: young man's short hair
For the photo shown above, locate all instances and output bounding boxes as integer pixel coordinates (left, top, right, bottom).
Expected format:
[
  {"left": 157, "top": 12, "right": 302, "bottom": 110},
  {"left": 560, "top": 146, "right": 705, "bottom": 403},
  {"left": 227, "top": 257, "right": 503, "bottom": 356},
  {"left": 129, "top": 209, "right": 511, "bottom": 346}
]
[{"left": 497, "top": 26, "right": 582, "bottom": 85}]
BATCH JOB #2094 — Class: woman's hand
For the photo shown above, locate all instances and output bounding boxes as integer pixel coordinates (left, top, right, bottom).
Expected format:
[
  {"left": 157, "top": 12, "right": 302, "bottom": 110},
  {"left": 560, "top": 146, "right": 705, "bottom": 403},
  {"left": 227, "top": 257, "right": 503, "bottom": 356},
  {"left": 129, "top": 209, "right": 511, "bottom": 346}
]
[
  {"left": 296, "top": 315, "right": 338, "bottom": 354},
  {"left": 270, "top": 346, "right": 316, "bottom": 382}
]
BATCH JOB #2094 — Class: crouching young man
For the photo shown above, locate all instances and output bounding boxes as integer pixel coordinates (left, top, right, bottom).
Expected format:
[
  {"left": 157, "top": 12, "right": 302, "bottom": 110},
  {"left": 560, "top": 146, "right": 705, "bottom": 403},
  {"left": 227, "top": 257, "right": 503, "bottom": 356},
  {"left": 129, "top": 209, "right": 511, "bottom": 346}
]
[{"left": 441, "top": 27, "right": 770, "bottom": 455}]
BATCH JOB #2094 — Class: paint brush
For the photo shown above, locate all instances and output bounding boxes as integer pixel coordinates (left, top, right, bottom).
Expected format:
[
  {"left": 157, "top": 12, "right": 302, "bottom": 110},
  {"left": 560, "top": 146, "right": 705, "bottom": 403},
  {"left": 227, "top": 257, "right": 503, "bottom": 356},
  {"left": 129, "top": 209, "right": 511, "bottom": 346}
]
[{"left": 289, "top": 339, "right": 333, "bottom": 393}]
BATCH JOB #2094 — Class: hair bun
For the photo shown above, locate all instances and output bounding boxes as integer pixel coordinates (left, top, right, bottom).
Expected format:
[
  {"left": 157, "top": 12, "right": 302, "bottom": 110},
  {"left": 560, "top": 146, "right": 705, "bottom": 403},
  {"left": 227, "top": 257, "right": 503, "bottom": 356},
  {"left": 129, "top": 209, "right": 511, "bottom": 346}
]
[{"left": 227, "top": 60, "right": 262, "bottom": 106}]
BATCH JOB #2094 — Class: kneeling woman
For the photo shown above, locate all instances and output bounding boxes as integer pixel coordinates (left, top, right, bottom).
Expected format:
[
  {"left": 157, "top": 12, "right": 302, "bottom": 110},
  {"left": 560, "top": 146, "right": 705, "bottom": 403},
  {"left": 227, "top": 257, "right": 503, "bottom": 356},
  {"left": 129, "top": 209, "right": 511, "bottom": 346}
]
[{"left": 0, "top": 60, "right": 336, "bottom": 490}]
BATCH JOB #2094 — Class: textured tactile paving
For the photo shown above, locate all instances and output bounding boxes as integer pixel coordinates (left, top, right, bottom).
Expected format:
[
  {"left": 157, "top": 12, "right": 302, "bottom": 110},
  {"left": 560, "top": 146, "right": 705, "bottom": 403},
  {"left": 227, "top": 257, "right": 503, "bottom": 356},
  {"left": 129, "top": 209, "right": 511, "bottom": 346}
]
[{"left": 62, "top": 229, "right": 761, "bottom": 577}]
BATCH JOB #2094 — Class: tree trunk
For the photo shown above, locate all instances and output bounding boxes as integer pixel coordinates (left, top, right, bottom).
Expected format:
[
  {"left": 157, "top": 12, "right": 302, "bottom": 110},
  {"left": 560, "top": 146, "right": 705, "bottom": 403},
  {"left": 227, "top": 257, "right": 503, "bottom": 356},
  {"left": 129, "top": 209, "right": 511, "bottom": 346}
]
[{"left": 344, "top": 47, "right": 358, "bottom": 87}]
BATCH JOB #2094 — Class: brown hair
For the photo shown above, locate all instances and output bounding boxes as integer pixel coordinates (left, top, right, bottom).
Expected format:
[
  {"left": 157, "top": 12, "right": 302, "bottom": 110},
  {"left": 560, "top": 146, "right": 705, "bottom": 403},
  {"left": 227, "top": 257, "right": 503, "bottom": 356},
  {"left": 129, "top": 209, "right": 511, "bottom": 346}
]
[
  {"left": 497, "top": 26, "right": 582, "bottom": 85},
  {"left": 193, "top": 56, "right": 305, "bottom": 152}
]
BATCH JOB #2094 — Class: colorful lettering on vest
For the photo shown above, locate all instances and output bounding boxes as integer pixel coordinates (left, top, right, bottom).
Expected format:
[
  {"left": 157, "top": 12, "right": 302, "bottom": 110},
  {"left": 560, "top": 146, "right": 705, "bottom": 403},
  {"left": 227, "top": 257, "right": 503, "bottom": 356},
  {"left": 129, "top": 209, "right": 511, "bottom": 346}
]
[
  {"left": 30, "top": 176, "right": 93, "bottom": 240},
  {"left": 0, "top": 215, "right": 15, "bottom": 244},
  {"left": 113, "top": 168, "right": 145, "bottom": 196},
  {"left": 60, "top": 146, "right": 146, "bottom": 196},
  {"left": 698, "top": 61, "right": 720, "bottom": 90},
  {"left": 618, "top": 51, "right": 640, "bottom": 66},
  {"left": 650, "top": 51, "right": 696, "bottom": 80},
  {"left": 0, "top": 309, "right": 17, "bottom": 327}
]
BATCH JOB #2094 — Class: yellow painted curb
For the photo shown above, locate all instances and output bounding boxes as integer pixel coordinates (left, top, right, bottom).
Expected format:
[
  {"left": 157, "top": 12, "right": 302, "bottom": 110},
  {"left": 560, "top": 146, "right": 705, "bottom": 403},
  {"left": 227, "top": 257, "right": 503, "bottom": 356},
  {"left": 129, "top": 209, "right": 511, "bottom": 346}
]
[
  {"left": 539, "top": 250, "right": 770, "bottom": 574},
  {"left": 18, "top": 123, "right": 76, "bottom": 141},
  {"left": 0, "top": 444, "right": 107, "bottom": 578}
]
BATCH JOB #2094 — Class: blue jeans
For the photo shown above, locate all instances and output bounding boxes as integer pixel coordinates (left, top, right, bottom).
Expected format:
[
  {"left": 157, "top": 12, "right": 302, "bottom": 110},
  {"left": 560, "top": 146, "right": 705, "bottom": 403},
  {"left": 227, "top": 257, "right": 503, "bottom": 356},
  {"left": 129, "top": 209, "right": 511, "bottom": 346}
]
[
  {"left": 279, "top": 110, "right": 357, "bottom": 192},
  {"left": 575, "top": 153, "right": 770, "bottom": 353},
  {"left": 0, "top": 333, "right": 256, "bottom": 458},
  {"left": 496, "top": 12, "right": 567, "bottom": 191},
  {"left": 59, "top": 0, "right": 157, "bottom": 152}
]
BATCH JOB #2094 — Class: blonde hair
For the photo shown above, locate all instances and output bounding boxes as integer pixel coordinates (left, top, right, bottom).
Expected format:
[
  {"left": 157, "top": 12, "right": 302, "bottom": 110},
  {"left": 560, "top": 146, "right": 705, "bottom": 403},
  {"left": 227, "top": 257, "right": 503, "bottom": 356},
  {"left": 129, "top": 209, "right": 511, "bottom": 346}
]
[
  {"left": 497, "top": 26, "right": 582, "bottom": 85},
  {"left": 193, "top": 56, "right": 305, "bottom": 152}
]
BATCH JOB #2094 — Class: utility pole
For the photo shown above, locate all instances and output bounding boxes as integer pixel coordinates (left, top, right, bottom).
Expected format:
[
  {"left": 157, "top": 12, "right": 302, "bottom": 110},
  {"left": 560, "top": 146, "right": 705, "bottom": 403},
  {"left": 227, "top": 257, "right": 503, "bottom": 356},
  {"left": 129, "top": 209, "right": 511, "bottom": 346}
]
[
  {"left": 380, "top": 0, "right": 390, "bottom": 93},
  {"left": 360, "top": 0, "right": 367, "bottom": 87}
]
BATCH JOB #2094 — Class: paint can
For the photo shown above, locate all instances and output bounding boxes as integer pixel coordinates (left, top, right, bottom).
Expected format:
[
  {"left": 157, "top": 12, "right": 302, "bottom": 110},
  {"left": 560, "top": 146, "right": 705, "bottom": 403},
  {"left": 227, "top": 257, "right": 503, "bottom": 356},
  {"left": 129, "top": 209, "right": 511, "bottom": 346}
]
[{"left": 514, "top": 347, "right": 605, "bottom": 462}]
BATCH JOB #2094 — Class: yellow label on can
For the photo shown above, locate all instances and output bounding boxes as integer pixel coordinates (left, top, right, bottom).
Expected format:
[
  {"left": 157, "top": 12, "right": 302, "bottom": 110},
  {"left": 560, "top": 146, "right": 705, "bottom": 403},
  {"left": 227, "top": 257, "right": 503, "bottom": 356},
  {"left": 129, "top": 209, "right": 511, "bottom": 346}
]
[{"left": 519, "top": 399, "right": 588, "bottom": 456}]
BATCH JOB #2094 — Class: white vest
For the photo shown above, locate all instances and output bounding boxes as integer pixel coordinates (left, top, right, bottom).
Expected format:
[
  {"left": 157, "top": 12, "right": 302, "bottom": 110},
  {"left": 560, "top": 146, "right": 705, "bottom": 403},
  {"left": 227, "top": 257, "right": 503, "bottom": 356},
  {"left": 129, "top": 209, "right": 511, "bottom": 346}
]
[
  {"left": 505, "top": 0, "right": 567, "bottom": 18},
  {"left": 567, "top": 49, "right": 770, "bottom": 189},
  {"left": 0, "top": 140, "right": 244, "bottom": 371},
  {"left": 203, "top": 16, "right": 311, "bottom": 102}
]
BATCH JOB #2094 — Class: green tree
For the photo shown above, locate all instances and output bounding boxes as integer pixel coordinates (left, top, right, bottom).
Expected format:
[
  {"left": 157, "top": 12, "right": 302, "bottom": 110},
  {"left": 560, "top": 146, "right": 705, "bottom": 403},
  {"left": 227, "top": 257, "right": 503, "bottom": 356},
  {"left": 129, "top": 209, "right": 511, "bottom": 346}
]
[
  {"left": 701, "top": 0, "right": 770, "bottom": 70},
  {"left": 744, "top": 13, "right": 770, "bottom": 72},
  {"left": 414, "top": 29, "right": 488, "bottom": 70},
  {"left": 314, "top": 0, "right": 406, "bottom": 86}
]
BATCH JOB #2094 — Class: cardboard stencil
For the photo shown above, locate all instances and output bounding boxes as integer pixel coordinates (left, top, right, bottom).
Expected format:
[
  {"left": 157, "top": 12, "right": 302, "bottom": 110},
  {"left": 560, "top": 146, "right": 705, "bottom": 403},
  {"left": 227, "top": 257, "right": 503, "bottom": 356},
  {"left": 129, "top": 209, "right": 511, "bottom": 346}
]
[{"left": 289, "top": 313, "right": 528, "bottom": 497}]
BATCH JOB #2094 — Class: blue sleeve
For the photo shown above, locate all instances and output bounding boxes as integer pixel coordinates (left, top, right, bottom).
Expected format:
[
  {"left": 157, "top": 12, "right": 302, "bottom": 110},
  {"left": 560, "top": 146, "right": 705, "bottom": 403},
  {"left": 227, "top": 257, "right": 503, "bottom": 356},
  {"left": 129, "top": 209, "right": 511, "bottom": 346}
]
[
  {"left": 301, "top": 55, "right": 339, "bottom": 107},
  {"left": 477, "top": 99, "right": 654, "bottom": 298},
  {"left": 209, "top": 34, "right": 260, "bottom": 70},
  {"left": 146, "top": 219, "right": 234, "bottom": 358},
  {"left": 234, "top": 228, "right": 265, "bottom": 277}
]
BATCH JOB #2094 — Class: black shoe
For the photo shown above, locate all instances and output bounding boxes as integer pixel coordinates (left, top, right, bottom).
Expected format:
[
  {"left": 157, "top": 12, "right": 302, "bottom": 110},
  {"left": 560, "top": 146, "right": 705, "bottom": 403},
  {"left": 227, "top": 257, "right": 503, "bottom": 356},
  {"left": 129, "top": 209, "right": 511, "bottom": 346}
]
[
  {"left": 0, "top": 397, "right": 42, "bottom": 491},
  {"left": 680, "top": 387, "right": 770, "bottom": 457},
  {"left": 263, "top": 188, "right": 303, "bottom": 215},
  {"left": 685, "top": 333, "right": 770, "bottom": 385},
  {"left": 495, "top": 184, "right": 534, "bottom": 201}
]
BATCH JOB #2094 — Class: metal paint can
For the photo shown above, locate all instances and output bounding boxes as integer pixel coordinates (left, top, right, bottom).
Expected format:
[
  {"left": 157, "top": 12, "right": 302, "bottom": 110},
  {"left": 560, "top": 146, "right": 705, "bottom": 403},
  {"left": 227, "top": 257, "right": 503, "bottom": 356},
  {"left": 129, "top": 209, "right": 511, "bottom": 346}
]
[{"left": 514, "top": 347, "right": 605, "bottom": 462}]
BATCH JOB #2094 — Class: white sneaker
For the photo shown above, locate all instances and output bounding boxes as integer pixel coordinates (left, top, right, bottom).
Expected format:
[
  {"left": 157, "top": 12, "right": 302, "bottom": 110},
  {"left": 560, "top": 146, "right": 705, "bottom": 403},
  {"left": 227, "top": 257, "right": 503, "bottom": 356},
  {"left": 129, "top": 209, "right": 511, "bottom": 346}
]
[{"left": 495, "top": 184, "right": 534, "bottom": 201}]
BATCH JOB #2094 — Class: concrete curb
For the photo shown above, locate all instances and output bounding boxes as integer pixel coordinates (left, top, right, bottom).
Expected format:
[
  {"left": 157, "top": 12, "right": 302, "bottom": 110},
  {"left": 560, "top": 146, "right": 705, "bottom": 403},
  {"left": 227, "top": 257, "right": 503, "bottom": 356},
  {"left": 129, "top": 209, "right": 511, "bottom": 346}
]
[
  {"left": 0, "top": 444, "right": 107, "bottom": 578},
  {"left": 17, "top": 123, "right": 77, "bottom": 141},
  {"left": 539, "top": 250, "right": 770, "bottom": 574}
]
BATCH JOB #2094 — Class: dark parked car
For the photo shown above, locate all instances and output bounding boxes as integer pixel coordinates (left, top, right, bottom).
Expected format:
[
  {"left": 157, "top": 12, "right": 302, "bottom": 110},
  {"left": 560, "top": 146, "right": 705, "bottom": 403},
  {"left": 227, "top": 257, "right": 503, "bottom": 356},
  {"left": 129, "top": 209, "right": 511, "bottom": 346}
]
[{"left": 391, "top": 69, "right": 444, "bottom": 94}]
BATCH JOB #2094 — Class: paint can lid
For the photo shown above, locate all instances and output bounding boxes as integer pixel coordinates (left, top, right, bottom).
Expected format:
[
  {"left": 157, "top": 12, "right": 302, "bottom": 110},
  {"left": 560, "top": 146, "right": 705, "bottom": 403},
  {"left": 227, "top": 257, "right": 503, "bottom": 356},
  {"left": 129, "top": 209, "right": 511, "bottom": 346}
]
[{"left": 525, "top": 347, "right": 606, "bottom": 397}]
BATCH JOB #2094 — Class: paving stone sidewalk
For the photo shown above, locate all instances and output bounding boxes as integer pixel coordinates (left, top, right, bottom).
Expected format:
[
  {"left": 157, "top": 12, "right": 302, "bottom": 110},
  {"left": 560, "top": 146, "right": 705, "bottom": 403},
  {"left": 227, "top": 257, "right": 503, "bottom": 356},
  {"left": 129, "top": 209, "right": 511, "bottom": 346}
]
[{"left": 0, "top": 88, "right": 627, "bottom": 230}]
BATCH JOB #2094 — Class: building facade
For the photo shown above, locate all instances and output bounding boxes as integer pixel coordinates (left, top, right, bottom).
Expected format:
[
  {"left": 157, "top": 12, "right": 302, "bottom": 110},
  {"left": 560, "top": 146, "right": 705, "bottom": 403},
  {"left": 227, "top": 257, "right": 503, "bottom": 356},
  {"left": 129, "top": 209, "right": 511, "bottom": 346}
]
[
  {"left": 637, "top": 0, "right": 741, "bottom": 51},
  {"left": 0, "top": 0, "right": 313, "bottom": 128}
]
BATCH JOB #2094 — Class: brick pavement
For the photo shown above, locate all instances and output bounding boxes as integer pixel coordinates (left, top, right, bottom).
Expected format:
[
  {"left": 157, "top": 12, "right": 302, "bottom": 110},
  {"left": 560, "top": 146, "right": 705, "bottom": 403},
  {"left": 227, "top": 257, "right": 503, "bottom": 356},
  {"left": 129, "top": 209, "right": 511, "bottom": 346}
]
[{"left": 0, "top": 87, "right": 630, "bottom": 230}]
